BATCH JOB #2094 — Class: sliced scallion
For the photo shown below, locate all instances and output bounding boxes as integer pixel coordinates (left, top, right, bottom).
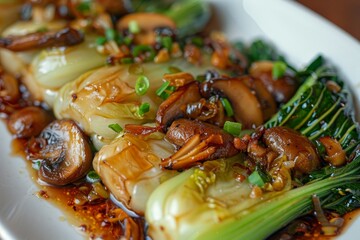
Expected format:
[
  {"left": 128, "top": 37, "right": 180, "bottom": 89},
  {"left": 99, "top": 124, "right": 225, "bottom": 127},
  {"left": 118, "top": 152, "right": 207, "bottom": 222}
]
[
  {"left": 159, "top": 91, "right": 170, "bottom": 100},
  {"left": 220, "top": 98, "right": 234, "bottom": 117},
  {"left": 86, "top": 170, "right": 100, "bottom": 183},
  {"left": 77, "top": 1, "right": 91, "bottom": 12},
  {"left": 135, "top": 75, "right": 150, "bottom": 96},
  {"left": 124, "top": 36, "right": 132, "bottom": 45},
  {"left": 96, "top": 36, "right": 107, "bottom": 46},
  {"left": 108, "top": 123, "right": 123, "bottom": 133},
  {"left": 120, "top": 57, "right": 134, "bottom": 64},
  {"left": 191, "top": 36, "right": 204, "bottom": 47},
  {"left": 161, "top": 36, "right": 173, "bottom": 52},
  {"left": 272, "top": 61, "right": 287, "bottom": 80},
  {"left": 138, "top": 102, "right": 150, "bottom": 116},
  {"left": 223, "top": 121, "right": 242, "bottom": 136},
  {"left": 105, "top": 28, "right": 117, "bottom": 41},
  {"left": 248, "top": 170, "right": 265, "bottom": 187},
  {"left": 156, "top": 81, "right": 170, "bottom": 96}
]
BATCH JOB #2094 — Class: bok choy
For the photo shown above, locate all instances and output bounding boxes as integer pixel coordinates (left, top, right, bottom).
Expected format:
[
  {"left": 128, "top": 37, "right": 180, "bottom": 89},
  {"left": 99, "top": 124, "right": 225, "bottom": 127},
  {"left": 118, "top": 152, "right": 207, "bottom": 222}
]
[
  {"left": 54, "top": 57, "right": 219, "bottom": 147},
  {"left": 145, "top": 57, "right": 360, "bottom": 239}
]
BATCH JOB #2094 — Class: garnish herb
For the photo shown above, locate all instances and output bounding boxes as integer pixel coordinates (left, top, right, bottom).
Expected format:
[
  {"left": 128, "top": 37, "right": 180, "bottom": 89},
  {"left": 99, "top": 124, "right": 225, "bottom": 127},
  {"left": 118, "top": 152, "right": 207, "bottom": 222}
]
[
  {"left": 272, "top": 61, "right": 287, "bottom": 80},
  {"left": 248, "top": 170, "right": 265, "bottom": 187},
  {"left": 108, "top": 123, "right": 123, "bottom": 133},
  {"left": 220, "top": 98, "right": 234, "bottom": 117},
  {"left": 120, "top": 57, "right": 134, "bottom": 64},
  {"left": 132, "top": 45, "right": 156, "bottom": 61},
  {"left": 105, "top": 28, "right": 117, "bottom": 41},
  {"left": 96, "top": 36, "right": 107, "bottom": 46},
  {"left": 156, "top": 81, "right": 171, "bottom": 96},
  {"left": 135, "top": 75, "right": 150, "bottom": 96},
  {"left": 86, "top": 170, "right": 100, "bottom": 183},
  {"left": 138, "top": 102, "right": 150, "bottom": 116},
  {"left": 161, "top": 36, "right": 173, "bottom": 51},
  {"left": 77, "top": 1, "right": 91, "bottom": 12},
  {"left": 223, "top": 121, "right": 242, "bottom": 136}
]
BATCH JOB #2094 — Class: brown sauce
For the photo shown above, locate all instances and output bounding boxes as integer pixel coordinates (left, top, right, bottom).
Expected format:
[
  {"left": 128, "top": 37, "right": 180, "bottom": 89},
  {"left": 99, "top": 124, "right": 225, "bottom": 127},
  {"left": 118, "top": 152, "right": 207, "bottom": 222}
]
[{"left": 11, "top": 138, "right": 125, "bottom": 240}]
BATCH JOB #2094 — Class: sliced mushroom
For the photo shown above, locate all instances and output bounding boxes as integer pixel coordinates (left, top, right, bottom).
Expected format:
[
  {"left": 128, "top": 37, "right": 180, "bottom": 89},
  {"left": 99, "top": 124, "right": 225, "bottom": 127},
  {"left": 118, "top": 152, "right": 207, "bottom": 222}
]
[
  {"left": 210, "top": 77, "right": 264, "bottom": 128},
  {"left": 242, "top": 76, "right": 277, "bottom": 121},
  {"left": 249, "top": 61, "right": 298, "bottom": 103},
  {"left": 318, "top": 136, "right": 346, "bottom": 166},
  {"left": 263, "top": 126, "right": 320, "bottom": 174},
  {"left": 117, "top": 13, "right": 176, "bottom": 45},
  {"left": 166, "top": 118, "right": 238, "bottom": 159},
  {"left": 0, "top": 27, "right": 84, "bottom": 52},
  {"left": 7, "top": 106, "right": 54, "bottom": 138},
  {"left": 34, "top": 119, "right": 93, "bottom": 186},
  {"left": 156, "top": 83, "right": 201, "bottom": 129},
  {"left": 162, "top": 118, "right": 239, "bottom": 169},
  {"left": 0, "top": 68, "right": 20, "bottom": 103}
]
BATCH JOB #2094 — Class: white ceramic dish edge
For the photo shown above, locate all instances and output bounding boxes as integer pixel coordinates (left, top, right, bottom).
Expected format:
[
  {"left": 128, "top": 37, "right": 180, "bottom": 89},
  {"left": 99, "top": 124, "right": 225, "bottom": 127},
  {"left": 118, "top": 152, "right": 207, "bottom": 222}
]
[{"left": 1, "top": 0, "right": 360, "bottom": 239}]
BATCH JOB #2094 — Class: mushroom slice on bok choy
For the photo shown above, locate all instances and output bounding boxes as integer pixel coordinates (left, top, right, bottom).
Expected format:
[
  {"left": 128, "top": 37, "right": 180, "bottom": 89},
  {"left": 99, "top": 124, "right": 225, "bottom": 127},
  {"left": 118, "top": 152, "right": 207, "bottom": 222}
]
[{"left": 145, "top": 56, "right": 360, "bottom": 240}]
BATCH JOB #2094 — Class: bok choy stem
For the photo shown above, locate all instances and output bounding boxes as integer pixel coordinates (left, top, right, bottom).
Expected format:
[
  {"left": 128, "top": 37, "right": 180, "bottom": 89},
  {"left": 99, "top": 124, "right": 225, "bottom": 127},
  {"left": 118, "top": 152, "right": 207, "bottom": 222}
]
[{"left": 199, "top": 162, "right": 360, "bottom": 239}]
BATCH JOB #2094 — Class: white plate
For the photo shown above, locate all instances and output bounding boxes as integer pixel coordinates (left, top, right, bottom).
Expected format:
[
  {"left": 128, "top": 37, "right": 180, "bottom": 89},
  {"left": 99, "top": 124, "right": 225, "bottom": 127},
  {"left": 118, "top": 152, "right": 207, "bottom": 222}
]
[{"left": 1, "top": 0, "right": 360, "bottom": 239}]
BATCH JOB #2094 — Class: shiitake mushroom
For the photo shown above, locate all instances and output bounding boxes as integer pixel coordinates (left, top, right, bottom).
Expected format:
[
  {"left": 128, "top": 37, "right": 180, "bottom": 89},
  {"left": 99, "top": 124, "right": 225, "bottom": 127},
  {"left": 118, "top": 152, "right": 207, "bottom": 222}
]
[
  {"left": 31, "top": 119, "right": 93, "bottom": 186},
  {"left": 7, "top": 106, "right": 54, "bottom": 138}
]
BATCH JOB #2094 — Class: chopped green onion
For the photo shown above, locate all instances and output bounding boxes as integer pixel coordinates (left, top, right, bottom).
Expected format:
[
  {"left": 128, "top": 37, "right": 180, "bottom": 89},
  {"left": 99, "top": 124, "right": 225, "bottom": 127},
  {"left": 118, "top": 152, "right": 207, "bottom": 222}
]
[
  {"left": 167, "top": 86, "right": 176, "bottom": 91},
  {"left": 77, "top": 1, "right": 91, "bottom": 12},
  {"left": 220, "top": 98, "right": 234, "bottom": 117},
  {"left": 96, "top": 36, "right": 107, "bottom": 46},
  {"left": 272, "top": 61, "right": 287, "bottom": 80},
  {"left": 191, "top": 36, "right": 204, "bottom": 47},
  {"left": 248, "top": 170, "right": 265, "bottom": 187},
  {"left": 124, "top": 36, "right": 132, "bottom": 45},
  {"left": 223, "top": 121, "right": 242, "bottom": 136},
  {"left": 132, "top": 45, "right": 152, "bottom": 57},
  {"left": 168, "top": 66, "right": 182, "bottom": 73},
  {"left": 32, "top": 160, "right": 41, "bottom": 170},
  {"left": 135, "top": 75, "right": 150, "bottom": 96},
  {"left": 86, "top": 170, "right": 100, "bottom": 183},
  {"left": 128, "top": 20, "right": 140, "bottom": 34},
  {"left": 120, "top": 57, "right": 134, "bottom": 64},
  {"left": 105, "top": 28, "right": 117, "bottom": 41},
  {"left": 138, "top": 102, "right": 150, "bottom": 116},
  {"left": 132, "top": 45, "right": 156, "bottom": 61},
  {"left": 108, "top": 123, "right": 123, "bottom": 133},
  {"left": 159, "top": 91, "right": 170, "bottom": 100},
  {"left": 161, "top": 36, "right": 173, "bottom": 51},
  {"left": 156, "top": 81, "right": 171, "bottom": 96}
]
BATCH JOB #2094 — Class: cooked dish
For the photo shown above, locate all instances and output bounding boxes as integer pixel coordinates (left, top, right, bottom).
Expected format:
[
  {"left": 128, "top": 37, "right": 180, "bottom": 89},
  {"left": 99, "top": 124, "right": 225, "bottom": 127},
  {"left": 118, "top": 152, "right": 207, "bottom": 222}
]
[{"left": 1, "top": 1, "right": 360, "bottom": 239}]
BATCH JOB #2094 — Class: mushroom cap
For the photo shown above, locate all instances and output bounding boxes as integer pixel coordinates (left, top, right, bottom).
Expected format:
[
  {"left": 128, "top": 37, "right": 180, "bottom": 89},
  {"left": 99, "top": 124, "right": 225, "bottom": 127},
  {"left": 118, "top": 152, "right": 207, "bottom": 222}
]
[{"left": 38, "top": 119, "right": 93, "bottom": 186}]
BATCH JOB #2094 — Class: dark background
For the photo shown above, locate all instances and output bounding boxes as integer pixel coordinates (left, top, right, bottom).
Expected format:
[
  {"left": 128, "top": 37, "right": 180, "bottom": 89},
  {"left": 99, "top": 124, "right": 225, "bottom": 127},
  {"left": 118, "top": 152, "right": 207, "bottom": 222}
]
[{"left": 298, "top": 0, "right": 360, "bottom": 41}]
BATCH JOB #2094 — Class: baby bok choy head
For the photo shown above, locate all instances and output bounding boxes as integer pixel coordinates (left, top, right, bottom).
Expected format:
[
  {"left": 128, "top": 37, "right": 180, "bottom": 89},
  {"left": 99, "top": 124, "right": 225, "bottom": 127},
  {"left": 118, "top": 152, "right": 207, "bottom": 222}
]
[
  {"left": 54, "top": 57, "right": 218, "bottom": 147},
  {"left": 145, "top": 56, "right": 360, "bottom": 239},
  {"left": 93, "top": 130, "right": 178, "bottom": 215}
]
